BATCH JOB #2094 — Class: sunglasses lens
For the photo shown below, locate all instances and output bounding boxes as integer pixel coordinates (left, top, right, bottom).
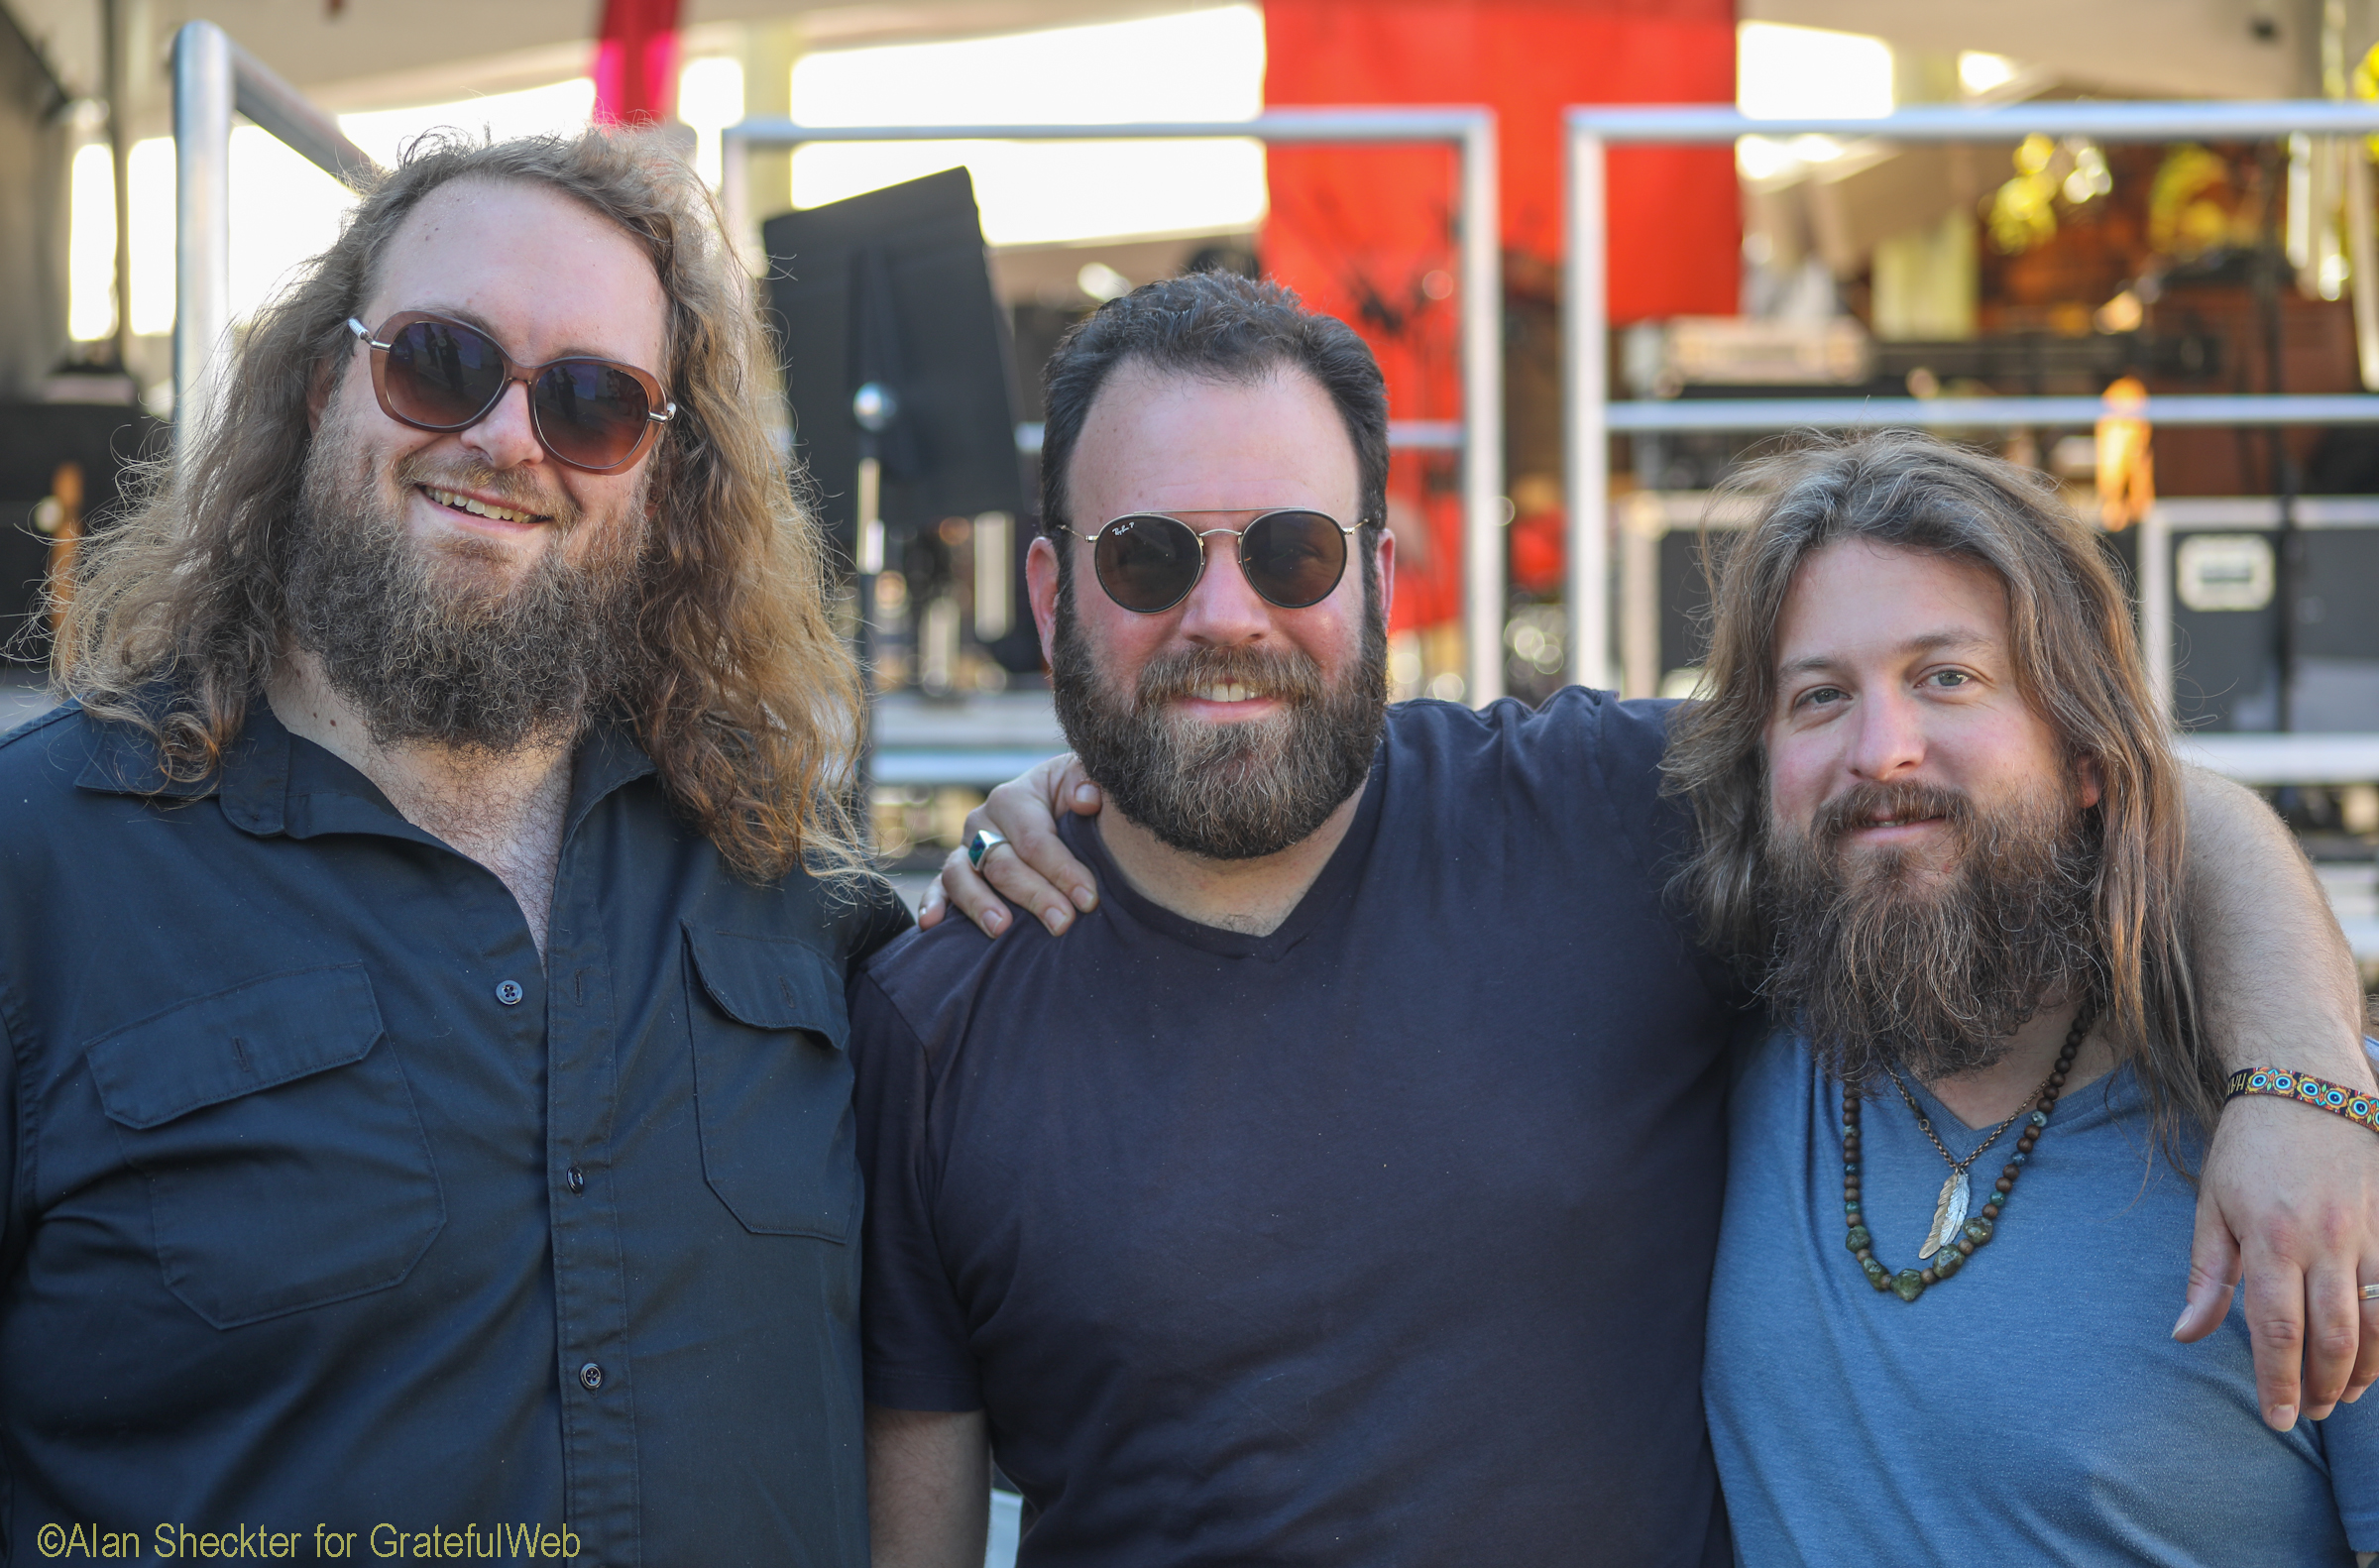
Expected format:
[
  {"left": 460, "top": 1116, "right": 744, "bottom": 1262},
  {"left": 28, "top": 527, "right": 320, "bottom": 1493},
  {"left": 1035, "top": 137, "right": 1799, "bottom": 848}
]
[
  {"left": 532, "top": 360, "right": 654, "bottom": 471},
  {"left": 1093, "top": 514, "right": 1203, "bottom": 613},
  {"left": 383, "top": 320, "right": 506, "bottom": 428},
  {"left": 1240, "top": 510, "right": 1349, "bottom": 609}
]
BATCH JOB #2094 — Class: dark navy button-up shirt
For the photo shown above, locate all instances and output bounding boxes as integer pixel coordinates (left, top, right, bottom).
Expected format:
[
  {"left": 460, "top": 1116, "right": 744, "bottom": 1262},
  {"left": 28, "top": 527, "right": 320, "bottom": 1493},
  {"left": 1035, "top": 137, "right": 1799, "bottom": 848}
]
[{"left": 0, "top": 700, "right": 908, "bottom": 1565}]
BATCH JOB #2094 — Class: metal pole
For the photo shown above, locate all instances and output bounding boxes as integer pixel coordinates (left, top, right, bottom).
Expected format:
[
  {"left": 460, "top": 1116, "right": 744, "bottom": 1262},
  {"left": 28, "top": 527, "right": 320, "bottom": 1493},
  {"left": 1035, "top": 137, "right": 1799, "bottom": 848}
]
[
  {"left": 172, "top": 21, "right": 232, "bottom": 467},
  {"left": 1571, "top": 100, "right": 2379, "bottom": 144},
  {"left": 724, "top": 108, "right": 1496, "bottom": 147},
  {"left": 1458, "top": 115, "right": 1505, "bottom": 706},
  {"left": 1598, "top": 392, "right": 2379, "bottom": 429},
  {"left": 226, "top": 39, "right": 375, "bottom": 188},
  {"left": 2259, "top": 158, "right": 2301, "bottom": 733},
  {"left": 2140, "top": 504, "right": 2174, "bottom": 720},
  {"left": 103, "top": 0, "right": 134, "bottom": 375},
  {"left": 721, "top": 128, "right": 751, "bottom": 272},
  {"left": 1620, "top": 493, "right": 1661, "bottom": 698},
  {"left": 2349, "top": 143, "right": 2379, "bottom": 391},
  {"left": 1563, "top": 122, "right": 1610, "bottom": 690},
  {"left": 170, "top": 23, "right": 373, "bottom": 467}
]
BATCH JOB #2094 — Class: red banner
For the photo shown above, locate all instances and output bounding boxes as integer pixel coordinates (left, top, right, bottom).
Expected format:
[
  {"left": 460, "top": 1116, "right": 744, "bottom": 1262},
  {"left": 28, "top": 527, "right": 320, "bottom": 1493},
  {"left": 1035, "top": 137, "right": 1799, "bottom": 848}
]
[
  {"left": 593, "top": 0, "right": 682, "bottom": 127},
  {"left": 1264, "top": 0, "right": 1737, "bottom": 628}
]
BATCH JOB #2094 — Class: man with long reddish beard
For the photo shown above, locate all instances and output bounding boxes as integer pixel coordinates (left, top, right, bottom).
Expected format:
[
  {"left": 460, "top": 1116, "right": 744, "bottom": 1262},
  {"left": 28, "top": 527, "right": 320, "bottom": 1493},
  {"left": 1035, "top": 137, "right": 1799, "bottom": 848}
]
[
  {"left": 1674, "top": 433, "right": 2377, "bottom": 1561},
  {"left": 860, "top": 277, "right": 2379, "bottom": 1565},
  {"left": 0, "top": 132, "right": 903, "bottom": 1562}
]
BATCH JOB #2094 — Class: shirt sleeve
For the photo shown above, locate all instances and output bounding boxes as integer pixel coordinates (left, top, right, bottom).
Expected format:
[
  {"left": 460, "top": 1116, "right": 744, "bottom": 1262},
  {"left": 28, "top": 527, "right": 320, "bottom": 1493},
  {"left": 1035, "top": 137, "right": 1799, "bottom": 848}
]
[
  {"left": 848, "top": 961, "right": 984, "bottom": 1412},
  {"left": 2324, "top": 1384, "right": 2379, "bottom": 1552},
  {"left": 845, "top": 875, "right": 918, "bottom": 969},
  {"left": 1585, "top": 693, "right": 1699, "bottom": 881},
  {"left": 1581, "top": 691, "right": 1757, "bottom": 1012}
]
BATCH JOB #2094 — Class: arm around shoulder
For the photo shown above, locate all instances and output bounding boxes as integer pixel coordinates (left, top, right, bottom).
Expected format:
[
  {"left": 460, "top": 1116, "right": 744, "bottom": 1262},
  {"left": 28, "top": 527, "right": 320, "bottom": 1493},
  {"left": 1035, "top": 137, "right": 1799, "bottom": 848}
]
[
  {"left": 2173, "top": 763, "right": 2379, "bottom": 1430},
  {"left": 2178, "top": 764, "right": 2369, "bottom": 1085}
]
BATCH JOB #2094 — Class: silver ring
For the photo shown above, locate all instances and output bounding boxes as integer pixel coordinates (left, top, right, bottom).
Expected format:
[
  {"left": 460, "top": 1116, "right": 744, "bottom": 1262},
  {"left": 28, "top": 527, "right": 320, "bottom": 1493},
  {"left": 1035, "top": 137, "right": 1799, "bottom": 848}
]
[
  {"left": 2361, "top": 1283, "right": 2379, "bottom": 1302},
  {"left": 966, "top": 828, "right": 1009, "bottom": 870}
]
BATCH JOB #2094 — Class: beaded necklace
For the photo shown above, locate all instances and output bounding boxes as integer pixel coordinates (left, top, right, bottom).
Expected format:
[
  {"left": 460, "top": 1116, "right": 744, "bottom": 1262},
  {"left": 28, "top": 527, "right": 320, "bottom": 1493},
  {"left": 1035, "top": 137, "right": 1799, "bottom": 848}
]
[{"left": 1840, "top": 1002, "right": 2095, "bottom": 1303}]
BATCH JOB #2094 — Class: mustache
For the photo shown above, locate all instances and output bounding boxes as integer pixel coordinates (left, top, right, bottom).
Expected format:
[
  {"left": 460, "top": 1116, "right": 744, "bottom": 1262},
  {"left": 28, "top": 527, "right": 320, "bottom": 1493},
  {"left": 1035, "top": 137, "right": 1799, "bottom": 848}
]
[
  {"left": 1808, "top": 779, "right": 1973, "bottom": 848},
  {"left": 1134, "top": 642, "right": 1325, "bottom": 712},
  {"left": 391, "top": 451, "right": 579, "bottom": 531}
]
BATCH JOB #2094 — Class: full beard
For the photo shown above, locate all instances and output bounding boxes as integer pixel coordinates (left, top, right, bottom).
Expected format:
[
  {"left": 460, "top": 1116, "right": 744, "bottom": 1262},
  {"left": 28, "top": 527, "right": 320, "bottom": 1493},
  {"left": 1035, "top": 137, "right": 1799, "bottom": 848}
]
[
  {"left": 1756, "top": 776, "right": 2101, "bottom": 1088},
  {"left": 1049, "top": 574, "right": 1388, "bottom": 861},
  {"left": 281, "top": 408, "right": 651, "bottom": 754}
]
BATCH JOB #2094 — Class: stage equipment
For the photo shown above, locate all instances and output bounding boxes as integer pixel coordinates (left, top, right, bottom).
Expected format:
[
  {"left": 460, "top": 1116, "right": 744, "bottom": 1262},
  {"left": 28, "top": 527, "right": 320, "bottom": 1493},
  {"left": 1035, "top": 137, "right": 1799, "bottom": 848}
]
[
  {"left": 762, "top": 168, "right": 1037, "bottom": 681},
  {"left": 0, "top": 402, "right": 167, "bottom": 659}
]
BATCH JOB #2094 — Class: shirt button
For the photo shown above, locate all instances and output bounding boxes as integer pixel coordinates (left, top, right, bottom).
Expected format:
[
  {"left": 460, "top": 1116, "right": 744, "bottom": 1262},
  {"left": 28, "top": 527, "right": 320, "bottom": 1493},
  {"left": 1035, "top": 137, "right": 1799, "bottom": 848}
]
[
  {"left": 496, "top": 979, "right": 524, "bottom": 1006},
  {"left": 566, "top": 1166, "right": 586, "bottom": 1194},
  {"left": 579, "top": 1361, "right": 605, "bottom": 1392}
]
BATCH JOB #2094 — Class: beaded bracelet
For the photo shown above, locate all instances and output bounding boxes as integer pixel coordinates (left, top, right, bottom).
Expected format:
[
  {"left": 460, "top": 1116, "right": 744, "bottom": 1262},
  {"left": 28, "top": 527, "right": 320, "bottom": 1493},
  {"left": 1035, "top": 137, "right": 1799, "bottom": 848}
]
[{"left": 2224, "top": 1068, "right": 2379, "bottom": 1136}]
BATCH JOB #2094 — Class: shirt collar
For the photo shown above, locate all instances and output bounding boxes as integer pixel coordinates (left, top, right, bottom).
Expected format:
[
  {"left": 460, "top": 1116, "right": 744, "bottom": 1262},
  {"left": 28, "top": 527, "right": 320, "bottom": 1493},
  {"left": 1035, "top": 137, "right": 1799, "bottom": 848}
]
[
  {"left": 75, "top": 694, "right": 660, "bottom": 841},
  {"left": 72, "top": 695, "right": 243, "bottom": 803},
  {"left": 567, "top": 720, "right": 660, "bottom": 835}
]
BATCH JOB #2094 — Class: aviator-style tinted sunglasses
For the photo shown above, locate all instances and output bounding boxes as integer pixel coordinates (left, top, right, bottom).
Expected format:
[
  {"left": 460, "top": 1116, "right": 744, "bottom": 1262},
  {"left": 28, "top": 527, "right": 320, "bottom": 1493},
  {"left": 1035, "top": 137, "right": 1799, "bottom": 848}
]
[
  {"left": 346, "top": 312, "right": 677, "bottom": 475},
  {"left": 1058, "top": 509, "right": 1371, "bottom": 615}
]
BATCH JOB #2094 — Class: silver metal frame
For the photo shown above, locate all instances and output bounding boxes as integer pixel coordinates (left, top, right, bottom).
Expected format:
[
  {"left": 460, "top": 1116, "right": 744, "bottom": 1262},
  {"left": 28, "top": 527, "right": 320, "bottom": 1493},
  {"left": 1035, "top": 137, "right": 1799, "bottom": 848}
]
[
  {"left": 171, "top": 21, "right": 376, "bottom": 464},
  {"left": 723, "top": 108, "right": 1509, "bottom": 703},
  {"left": 1563, "top": 99, "right": 2379, "bottom": 699}
]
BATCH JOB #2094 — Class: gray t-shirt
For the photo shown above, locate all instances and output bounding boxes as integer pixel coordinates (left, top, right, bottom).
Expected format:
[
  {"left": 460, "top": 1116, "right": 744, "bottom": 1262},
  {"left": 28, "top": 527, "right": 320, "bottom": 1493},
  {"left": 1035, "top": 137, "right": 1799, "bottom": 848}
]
[{"left": 1706, "top": 1031, "right": 2379, "bottom": 1565}]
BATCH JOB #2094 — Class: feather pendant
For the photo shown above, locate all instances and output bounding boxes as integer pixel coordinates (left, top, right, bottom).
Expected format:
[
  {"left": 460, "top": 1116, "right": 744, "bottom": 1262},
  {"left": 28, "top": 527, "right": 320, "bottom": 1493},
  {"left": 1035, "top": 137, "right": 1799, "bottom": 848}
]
[{"left": 1918, "top": 1170, "right": 1970, "bottom": 1260}]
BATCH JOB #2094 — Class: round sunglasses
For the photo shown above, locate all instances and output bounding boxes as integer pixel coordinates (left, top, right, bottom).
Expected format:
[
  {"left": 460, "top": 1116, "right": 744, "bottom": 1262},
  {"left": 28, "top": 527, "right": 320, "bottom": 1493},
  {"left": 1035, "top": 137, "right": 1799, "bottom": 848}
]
[
  {"left": 1058, "top": 509, "right": 1370, "bottom": 615},
  {"left": 346, "top": 312, "right": 676, "bottom": 475}
]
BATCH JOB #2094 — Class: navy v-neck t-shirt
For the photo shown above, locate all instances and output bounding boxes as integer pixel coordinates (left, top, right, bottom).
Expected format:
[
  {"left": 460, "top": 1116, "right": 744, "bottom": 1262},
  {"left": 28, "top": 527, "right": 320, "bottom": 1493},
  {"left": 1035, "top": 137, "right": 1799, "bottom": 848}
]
[{"left": 850, "top": 690, "right": 1742, "bottom": 1566}]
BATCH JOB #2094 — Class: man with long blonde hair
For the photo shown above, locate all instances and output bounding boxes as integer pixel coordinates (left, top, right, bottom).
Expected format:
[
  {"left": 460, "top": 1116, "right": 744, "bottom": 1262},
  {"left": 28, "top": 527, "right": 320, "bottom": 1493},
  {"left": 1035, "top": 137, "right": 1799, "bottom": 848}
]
[
  {"left": 1671, "top": 432, "right": 2377, "bottom": 1561},
  {"left": 0, "top": 129, "right": 903, "bottom": 1562}
]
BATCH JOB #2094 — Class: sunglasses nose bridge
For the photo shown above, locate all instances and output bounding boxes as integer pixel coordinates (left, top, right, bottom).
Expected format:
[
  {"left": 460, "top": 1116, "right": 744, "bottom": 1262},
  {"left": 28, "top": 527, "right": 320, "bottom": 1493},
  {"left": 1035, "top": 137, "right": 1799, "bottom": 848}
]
[
  {"left": 1173, "top": 526, "right": 1284, "bottom": 629},
  {"left": 459, "top": 371, "right": 546, "bottom": 466}
]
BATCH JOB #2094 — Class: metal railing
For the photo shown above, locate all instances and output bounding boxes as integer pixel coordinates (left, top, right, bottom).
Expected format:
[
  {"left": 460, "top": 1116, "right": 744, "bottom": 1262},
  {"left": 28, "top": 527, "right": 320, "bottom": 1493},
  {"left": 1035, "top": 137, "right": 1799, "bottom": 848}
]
[
  {"left": 723, "top": 109, "right": 1509, "bottom": 703},
  {"left": 171, "top": 21, "right": 376, "bottom": 462},
  {"left": 1564, "top": 99, "right": 2379, "bottom": 698}
]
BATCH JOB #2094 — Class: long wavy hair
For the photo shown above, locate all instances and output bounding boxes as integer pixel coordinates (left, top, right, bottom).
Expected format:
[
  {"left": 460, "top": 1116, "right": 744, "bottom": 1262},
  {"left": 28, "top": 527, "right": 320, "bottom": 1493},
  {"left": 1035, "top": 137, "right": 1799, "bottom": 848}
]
[
  {"left": 1662, "top": 432, "right": 2215, "bottom": 1151},
  {"left": 54, "top": 129, "right": 867, "bottom": 886}
]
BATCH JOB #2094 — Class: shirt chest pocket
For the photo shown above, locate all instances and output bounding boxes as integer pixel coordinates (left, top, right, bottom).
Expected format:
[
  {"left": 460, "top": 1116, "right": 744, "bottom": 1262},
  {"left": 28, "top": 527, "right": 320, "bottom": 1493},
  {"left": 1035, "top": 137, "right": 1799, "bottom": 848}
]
[
  {"left": 683, "top": 924, "right": 856, "bottom": 1243},
  {"left": 85, "top": 964, "right": 447, "bottom": 1329}
]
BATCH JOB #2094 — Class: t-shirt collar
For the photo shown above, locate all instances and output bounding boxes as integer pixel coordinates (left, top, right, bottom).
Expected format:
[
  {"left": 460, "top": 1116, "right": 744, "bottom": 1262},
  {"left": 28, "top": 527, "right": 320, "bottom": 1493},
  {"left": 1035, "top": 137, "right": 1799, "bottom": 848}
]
[{"left": 1063, "top": 740, "right": 1388, "bottom": 961}]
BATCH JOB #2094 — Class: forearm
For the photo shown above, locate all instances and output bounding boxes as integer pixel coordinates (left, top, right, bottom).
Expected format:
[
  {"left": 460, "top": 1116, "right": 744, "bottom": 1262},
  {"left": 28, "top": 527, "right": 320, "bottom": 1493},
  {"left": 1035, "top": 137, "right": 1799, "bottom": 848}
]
[
  {"left": 2181, "top": 765, "right": 2374, "bottom": 1090},
  {"left": 865, "top": 1403, "right": 990, "bottom": 1568}
]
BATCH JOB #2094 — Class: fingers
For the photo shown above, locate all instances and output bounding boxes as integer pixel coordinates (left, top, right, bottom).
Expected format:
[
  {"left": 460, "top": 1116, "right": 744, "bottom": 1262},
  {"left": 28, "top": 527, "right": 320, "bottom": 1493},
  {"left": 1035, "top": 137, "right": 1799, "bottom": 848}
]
[
  {"left": 2193, "top": 1098, "right": 2379, "bottom": 1429},
  {"left": 928, "top": 835, "right": 1088, "bottom": 940},
  {"left": 977, "top": 835, "right": 1086, "bottom": 936},
  {"left": 916, "top": 874, "right": 948, "bottom": 930},
  {"left": 2352, "top": 1288, "right": 2379, "bottom": 1402},
  {"left": 978, "top": 774, "right": 1098, "bottom": 927},
  {"left": 977, "top": 761, "right": 1099, "bottom": 917},
  {"left": 940, "top": 754, "right": 1103, "bottom": 937},
  {"left": 936, "top": 843, "right": 1016, "bottom": 939},
  {"left": 2172, "top": 1195, "right": 2241, "bottom": 1345},
  {"left": 1058, "top": 756, "right": 1102, "bottom": 818},
  {"left": 2302, "top": 1258, "right": 2360, "bottom": 1421},
  {"left": 2240, "top": 1244, "right": 2309, "bottom": 1430}
]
